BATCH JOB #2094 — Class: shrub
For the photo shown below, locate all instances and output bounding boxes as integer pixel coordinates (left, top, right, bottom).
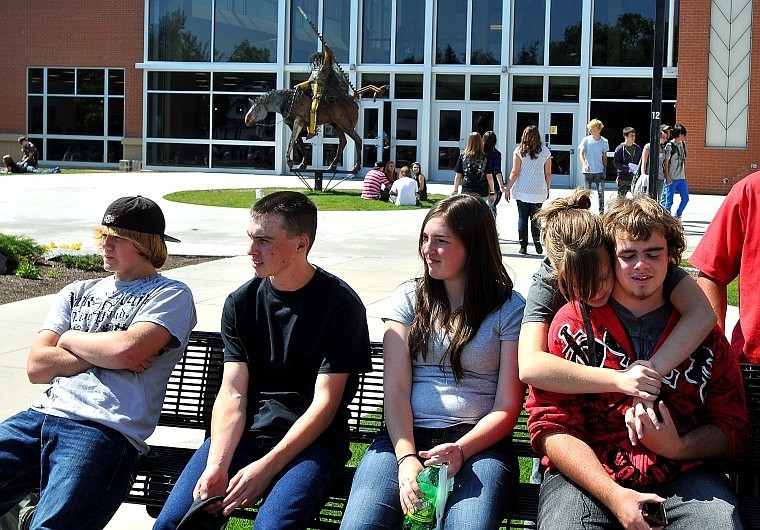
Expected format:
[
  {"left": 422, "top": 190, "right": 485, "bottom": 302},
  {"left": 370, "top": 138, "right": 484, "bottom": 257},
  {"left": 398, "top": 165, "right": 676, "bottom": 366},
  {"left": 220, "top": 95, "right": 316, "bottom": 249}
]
[
  {"left": 0, "top": 233, "right": 44, "bottom": 272},
  {"left": 15, "top": 258, "right": 41, "bottom": 279},
  {"left": 60, "top": 253, "right": 103, "bottom": 272}
]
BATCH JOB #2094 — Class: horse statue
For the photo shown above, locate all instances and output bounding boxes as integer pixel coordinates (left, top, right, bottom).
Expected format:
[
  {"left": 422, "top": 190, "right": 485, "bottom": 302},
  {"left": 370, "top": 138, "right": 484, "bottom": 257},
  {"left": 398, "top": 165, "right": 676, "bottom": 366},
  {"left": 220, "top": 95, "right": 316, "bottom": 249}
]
[{"left": 244, "top": 85, "right": 387, "bottom": 172}]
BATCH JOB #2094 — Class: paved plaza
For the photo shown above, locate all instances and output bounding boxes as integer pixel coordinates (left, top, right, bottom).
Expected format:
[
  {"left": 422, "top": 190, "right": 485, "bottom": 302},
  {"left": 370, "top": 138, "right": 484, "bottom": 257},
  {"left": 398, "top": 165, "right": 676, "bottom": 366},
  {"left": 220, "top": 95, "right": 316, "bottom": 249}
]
[{"left": 0, "top": 170, "right": 732, "bottom": 528}]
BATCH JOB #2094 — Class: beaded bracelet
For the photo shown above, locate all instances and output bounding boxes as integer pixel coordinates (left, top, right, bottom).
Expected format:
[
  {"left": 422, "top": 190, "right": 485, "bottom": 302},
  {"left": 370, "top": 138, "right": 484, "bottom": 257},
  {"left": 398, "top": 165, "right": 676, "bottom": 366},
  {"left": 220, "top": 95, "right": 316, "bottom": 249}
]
[
  {"left": 454, "top": 443, "right": 466, "bottom": 462},
  {"left": 396, "top": 453, "right": 418, "bottom": 466}
]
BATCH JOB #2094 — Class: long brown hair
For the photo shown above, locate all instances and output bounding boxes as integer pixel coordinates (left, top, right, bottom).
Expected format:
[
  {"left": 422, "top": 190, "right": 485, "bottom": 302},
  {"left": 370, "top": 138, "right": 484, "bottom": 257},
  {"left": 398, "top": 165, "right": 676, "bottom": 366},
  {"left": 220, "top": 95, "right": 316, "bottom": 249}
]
[
  {"left": 534, "top": 188, "right": 611, "bottom": 303},
  {"left": 462, "top": 132, "right": 484, "bottom": 162},
  {"left": 408, "top": 194, "right": 513, "bottom": 381},
  {"left": 519, "top": 125, "right": 543, "bottom": 159}
]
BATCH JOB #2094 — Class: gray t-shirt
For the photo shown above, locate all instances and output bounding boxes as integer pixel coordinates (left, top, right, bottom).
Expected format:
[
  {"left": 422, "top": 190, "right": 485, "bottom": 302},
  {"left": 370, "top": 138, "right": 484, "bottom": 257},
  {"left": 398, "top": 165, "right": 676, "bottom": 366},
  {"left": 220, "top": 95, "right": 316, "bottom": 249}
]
[
  {"left": 523, "top": 259, "right": 687, "bottom": 324},
  {"left": 384, "top": 280, "right": 525, "bottom": 428},
  {"left": 32, "top": 274, "right": 197, "bottom": 454}
]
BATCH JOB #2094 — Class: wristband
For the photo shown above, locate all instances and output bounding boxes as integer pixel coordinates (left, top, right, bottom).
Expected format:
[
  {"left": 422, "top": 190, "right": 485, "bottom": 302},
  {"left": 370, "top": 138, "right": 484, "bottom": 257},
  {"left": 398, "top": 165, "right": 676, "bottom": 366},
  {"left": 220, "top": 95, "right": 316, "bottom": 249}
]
[
  {"left": 454, "top": 443, "right": 466, "bottom": 461},
  {"left": 397, "top": 453, "right": 418, "bottom": 466},
  {"left": 489, "top": 191, "right": 495, "bottom": 195}
]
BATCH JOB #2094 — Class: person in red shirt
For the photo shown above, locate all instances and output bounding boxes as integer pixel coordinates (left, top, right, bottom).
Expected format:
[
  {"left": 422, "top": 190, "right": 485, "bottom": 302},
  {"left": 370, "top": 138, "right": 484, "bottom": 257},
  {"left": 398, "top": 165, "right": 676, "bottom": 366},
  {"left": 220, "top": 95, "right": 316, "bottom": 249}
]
[
  {"left": 690, "top": 170, "right": 760, "bottom": 363},
  {"left": 361, "top": 160, "right": 391, "bottom": 201},
  {"left": 527, "top": 195, "right": 749, "bottom": 529}
]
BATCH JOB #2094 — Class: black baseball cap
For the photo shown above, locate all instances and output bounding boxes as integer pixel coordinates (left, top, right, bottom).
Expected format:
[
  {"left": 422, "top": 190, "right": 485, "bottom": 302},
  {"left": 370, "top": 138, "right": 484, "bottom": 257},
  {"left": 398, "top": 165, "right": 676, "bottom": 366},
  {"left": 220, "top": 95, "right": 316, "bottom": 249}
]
[
  {"left": 101, "top": 196, "right": 181, "bottom": 242},
  {"left": 374, "top": 160, "right": 384, "bottom": 168}
]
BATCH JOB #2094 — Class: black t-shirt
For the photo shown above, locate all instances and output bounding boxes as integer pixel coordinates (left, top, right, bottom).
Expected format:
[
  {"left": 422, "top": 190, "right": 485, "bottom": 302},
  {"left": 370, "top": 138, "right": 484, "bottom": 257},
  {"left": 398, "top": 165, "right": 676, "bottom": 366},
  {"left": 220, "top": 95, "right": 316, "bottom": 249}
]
[
  {"left": 221, "top": 267, "right": 372, "bottom": 455},
  {"left": 455, "top": 153, "right": 491, "bottom": 196}
]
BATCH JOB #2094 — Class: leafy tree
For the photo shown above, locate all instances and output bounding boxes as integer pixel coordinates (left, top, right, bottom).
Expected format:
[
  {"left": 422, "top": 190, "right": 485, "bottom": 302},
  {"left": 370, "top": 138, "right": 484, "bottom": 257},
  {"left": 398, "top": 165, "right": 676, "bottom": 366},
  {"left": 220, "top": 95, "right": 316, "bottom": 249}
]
[{"left": 149, "top": 9, "right": 210, "bottom": 62}]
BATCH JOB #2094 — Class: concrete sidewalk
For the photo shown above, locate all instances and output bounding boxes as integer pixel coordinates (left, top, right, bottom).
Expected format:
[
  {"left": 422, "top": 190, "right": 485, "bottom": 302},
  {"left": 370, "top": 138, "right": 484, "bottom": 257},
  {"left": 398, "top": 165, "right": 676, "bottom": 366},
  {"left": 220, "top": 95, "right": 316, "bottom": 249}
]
[{"left": 0, "top": 171, "right": 731, "bottom": 528}]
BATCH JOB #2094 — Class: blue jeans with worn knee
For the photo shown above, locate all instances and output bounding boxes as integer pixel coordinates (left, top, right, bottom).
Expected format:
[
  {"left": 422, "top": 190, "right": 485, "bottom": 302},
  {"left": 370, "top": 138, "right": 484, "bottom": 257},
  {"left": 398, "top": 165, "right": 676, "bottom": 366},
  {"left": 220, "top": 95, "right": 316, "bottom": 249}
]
[
  {"left": 663, "top": 179, "right": 689, "bottom": 217},
  {"left": 0, "top": 409, "right": 138, "bottom": 529},
  {"left": 153, "top": 434, "right": 344, "bottom": 530},
  {"left": 538, "top": 466, "right": 742, "bottom": 529},
  {"left": 340, "top": 426, "right": 516, "bottom": 530}
]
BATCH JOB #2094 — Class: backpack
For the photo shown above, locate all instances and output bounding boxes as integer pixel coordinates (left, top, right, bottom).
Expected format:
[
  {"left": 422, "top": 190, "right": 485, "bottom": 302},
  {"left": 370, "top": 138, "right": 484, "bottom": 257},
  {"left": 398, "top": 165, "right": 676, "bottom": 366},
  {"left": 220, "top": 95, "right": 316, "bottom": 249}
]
[{"left": 461, "top": 154, "right": 489, "bottom": 195}]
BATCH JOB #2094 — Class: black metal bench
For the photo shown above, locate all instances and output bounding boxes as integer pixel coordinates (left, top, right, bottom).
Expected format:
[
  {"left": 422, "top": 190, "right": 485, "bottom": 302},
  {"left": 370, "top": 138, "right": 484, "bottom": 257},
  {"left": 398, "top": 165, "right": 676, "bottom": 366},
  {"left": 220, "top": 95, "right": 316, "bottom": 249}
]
[{"left": 125, "top": 330, "right": 759, "bottom": 529}]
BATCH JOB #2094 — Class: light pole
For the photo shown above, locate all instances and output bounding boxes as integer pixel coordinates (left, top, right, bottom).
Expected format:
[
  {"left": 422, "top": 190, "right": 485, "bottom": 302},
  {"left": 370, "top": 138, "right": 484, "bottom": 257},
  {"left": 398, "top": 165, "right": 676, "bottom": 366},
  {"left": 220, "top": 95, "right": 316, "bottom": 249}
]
[{"left": 648, "top": 0, "right": 667, "bottom": 199}]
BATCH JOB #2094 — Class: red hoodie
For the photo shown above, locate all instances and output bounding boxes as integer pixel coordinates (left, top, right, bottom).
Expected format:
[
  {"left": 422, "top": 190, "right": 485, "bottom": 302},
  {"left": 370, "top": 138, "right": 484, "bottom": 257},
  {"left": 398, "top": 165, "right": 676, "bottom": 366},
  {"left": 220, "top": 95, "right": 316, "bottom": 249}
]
[{"left": 526, "top": 301, "right": 749, "bottom": 487}]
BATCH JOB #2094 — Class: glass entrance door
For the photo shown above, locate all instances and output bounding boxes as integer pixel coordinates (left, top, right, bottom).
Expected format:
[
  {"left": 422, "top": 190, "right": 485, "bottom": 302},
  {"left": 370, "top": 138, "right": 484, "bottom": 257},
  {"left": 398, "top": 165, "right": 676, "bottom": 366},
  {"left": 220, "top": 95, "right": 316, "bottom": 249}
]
[
  {"left": 360, "top": 101, "right": 385, "bottom": 170},
  {"left": 391, "top": 102, "right": 422, "bottom": 168},
  {"left": 432, "top": 104, "right": 497, "bottom": 180},
  {"left": 510, "top": 105, "right": 578, "bottom": 188}
]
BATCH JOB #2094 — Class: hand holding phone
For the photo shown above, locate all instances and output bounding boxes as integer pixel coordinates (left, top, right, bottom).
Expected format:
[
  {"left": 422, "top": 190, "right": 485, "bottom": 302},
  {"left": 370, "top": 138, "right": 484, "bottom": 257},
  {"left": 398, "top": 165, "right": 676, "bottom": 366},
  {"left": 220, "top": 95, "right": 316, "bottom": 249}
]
[{"left": 642, "top": 501, "right": 668, "bottom": 526}]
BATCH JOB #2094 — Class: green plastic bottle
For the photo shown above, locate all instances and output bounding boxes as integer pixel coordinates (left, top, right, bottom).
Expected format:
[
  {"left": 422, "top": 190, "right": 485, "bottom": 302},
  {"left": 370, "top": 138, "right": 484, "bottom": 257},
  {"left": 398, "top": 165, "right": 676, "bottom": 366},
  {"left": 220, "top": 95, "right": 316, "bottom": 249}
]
[{"left": 402, "top": 466, "right": 440, "bottom": 530}]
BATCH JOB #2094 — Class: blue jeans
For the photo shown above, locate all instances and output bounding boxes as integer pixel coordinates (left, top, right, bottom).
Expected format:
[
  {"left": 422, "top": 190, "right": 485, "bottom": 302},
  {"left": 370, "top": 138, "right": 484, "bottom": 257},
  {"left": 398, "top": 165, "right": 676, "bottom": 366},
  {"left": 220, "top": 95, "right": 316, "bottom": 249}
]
[
  {"left": 153, "top": 435, "right": 344, "bottom": 530},
  {"left": 538, "top": 466, "right": 742, "bottom": 529},
  {"left": 516, "top": 200, "right": 542, "bottom": 247},
  {"left": 0, "top": 409, "right": 138, "bottom": 529},
  {"left": 340, "top": 426, "right": 516, "bottom": 529},
  {"left": 663, "top": 179, "right": 690, "bottom": 217},
  {"left": 583, "top": 172, "right": 606, "bottom": 213}
]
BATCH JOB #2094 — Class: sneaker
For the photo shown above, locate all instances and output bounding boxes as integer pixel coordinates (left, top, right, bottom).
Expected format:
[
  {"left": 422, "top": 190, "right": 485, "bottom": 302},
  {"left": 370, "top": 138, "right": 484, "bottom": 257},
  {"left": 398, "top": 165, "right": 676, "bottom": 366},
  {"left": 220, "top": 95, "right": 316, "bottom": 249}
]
[
  {"left": 518, "top": 246, "right": 528, "bottom": 255},
  {"left": 535, "top": 242, "right": 543, "bottom": 254}
]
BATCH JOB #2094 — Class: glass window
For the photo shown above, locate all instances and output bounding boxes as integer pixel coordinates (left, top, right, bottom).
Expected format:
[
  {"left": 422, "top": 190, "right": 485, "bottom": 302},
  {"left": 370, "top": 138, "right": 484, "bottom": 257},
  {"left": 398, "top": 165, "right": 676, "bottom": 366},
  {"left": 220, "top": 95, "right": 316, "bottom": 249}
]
[
  {"left": 148, "top": 71, "right": 210, "bottom": 91},
  {"left": 148, "top": 0, "right": 212, "bottom": 61},
  {"left": 435, "top": 75, "right": 465, "bottom": 100},
  {"left": 108, "top": 70, "right": 125, "bottom": 96},
  {"left": 28, "top": 69, "right": 44, "bottom": 94},
  {"left": 213, "top": 94, "right": 272, "bottom": 141},
  {"left": 47, "top": 139, "right": 105, "bottom": 163},
  {"left": 324, "top": 0, "right": 351, "bottom": 64},
  {"left": 360, "top": 73, "right": 390, "bottom": 98},
  {"left": 47, "top": 97, "right": 104, "bottom": 136},
  {"left": 77, "top": 70, "right": 105, "bottom": 95},
  {"left": 396, "top": 109, "right": 418, "bottom": 140},
  {"left": 471, "top": 76, "right": 500, "bottom": 101},
  {"left": 28, "top": 96, "right": 43, "bottom": 135},
  {"left": 515, "top": 112, "right": 539, "bottom": 143},
  {"left": 290, "top": 0, "right": 319, "bottom": 62},
  {"left": 550, "top": 0, "right": 582, "bottom": 65},
  {"left": 212, "top": 144, "right": 275, "bottom": 169},
  {"left": 146, "top": 142, "right": 210, "bottom": 166},
  {"left": 548, "top": 76, "right": 580, "bottom": 102},
  {"left": 471, "top": 0, "right": 501, "bottom": 65},
  {"left": 363, "top": 0, "right": 391, "bottom": 63},
  {"left": 107, "top": 141, "right": 124, "bottom": 163},
  {"left": 590, "top": 100, "right": 676, "bottom": 151},
  {"left": 438, "top": 110, "right": 461, "bottom": 141},
  {"left": 438, "top": 147, "right": 460, "bottom": 169},
  {"left": 214, "top": 0, "right": 277, "bottom": 62},
  {"left": 593, "top": 0, "right": 656, "bottom": 67},
  {"left": 513, "top": 0, "right": 545, "bottom": 65},
  {"left": 108, "top": 97, "right": 125, "bottom": 137},
  {"left": 436, "top": 0, "right": 466, "bottom": 64},
  {"left": 147, "top": 93, "right": 210, "bottom": 139},
  {"left": 213, "top": 73, "right": 276, "bottom": 93},
  {"left": 395, "top": 74, "right": 423, "bottom": 99},
  {"left": 513, "top": 76, "right": 543, "bottom": 102},
  {"left": 591, "top": 77, "right": 651, "bottom": 99},
  {"left": 395, "top": 0, "right": 424, "bottom": 64},
  {"left": 48, "top": 69, "right": 75, "bottom": 94}
]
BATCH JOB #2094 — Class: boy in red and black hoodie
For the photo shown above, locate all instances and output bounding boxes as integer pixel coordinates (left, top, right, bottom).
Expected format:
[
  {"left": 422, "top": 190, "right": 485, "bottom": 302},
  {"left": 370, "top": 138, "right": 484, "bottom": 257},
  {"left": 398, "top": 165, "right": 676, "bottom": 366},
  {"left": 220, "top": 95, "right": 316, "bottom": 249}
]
[{"left": 527, "top": 194, "right": 749, "bottom": 529}]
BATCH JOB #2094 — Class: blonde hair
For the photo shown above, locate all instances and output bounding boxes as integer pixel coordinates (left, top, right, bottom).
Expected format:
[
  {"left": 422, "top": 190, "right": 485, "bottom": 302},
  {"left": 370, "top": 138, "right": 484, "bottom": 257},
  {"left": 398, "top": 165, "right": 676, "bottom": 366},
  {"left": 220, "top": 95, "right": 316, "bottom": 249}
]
[
  {"left": 93, "top": 226, "right": 168, "bottom": 268},
  {"left": 587, "top": 119, "right": 603, "bottom": 132},
  {"left": 534, "top": 188, "right": 612, "bottom": 303},
  {"left": 400, "top": 166, "right": 411, "bottom": 178}
]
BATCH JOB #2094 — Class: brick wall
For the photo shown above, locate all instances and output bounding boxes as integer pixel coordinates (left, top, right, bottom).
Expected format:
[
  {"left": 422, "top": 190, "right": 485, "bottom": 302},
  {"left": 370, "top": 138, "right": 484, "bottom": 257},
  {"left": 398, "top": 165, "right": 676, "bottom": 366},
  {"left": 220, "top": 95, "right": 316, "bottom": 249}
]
[
  {"left": 677, "top": 0, "right": 760, "bottom": 194},
  {"left": 0, "top": 2, "right": 145, "bottom": 140}
]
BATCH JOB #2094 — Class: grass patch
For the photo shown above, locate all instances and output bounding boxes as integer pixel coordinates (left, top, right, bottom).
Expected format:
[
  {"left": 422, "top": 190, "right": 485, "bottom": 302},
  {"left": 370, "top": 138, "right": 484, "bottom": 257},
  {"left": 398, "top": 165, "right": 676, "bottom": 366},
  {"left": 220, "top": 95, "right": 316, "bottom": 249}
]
[
  {"left": 682, "top": 259, "right": 739, "bottom": 306},
  {"left": 164, "top": 188, "right": 445, "bottom": 211},
  {"left": 59, "top": 253, "right": 104, "bottom": 271}
]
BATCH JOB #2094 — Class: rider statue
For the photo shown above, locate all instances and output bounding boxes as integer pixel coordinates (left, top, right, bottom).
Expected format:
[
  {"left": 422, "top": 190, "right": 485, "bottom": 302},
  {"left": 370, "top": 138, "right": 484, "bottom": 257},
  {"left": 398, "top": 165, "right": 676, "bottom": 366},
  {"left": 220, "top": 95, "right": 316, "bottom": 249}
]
[{"left": 294, "top": 45, "right": 338, "bottom": 140}]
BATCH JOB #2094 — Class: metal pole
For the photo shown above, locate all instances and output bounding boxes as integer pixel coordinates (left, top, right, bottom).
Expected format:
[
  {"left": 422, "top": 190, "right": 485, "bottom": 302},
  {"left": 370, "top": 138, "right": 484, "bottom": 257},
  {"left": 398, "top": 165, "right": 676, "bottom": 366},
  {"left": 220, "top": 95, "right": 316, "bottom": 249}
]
[{"left": 648, "top": 0, "right": 667, "bottom": 199}]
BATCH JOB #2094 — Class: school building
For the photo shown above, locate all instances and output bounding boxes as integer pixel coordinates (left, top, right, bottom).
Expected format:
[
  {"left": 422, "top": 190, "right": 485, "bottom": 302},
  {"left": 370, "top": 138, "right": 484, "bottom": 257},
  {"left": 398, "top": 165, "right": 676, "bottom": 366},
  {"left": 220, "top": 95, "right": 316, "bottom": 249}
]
[{"left": 1, "top": 0, "right": 758, "bottom": 193}]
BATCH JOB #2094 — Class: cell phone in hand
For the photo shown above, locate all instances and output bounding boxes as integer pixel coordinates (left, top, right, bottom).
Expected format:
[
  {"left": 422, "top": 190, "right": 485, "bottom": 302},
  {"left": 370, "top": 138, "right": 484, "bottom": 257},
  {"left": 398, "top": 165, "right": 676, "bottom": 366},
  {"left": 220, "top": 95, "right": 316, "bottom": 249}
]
[{"left": 642, "top": 502, "right": 668, "bottom": 526}]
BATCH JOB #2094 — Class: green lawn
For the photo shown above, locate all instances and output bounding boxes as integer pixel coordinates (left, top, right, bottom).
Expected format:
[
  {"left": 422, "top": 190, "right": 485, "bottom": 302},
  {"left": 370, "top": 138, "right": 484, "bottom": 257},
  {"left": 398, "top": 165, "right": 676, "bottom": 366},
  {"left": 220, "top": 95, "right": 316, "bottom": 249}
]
[
  {"left": 682, "top": 260, "right": 738, "bottom": 306},
  {"left": 164, "top": 188, "right": 445, "bottom": 211}
]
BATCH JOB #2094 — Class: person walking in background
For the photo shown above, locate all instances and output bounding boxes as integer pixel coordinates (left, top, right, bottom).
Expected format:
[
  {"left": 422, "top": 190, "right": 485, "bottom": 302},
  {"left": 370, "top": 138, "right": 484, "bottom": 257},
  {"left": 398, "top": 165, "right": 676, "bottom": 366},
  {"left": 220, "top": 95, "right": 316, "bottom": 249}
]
[
  {"left": 690, "top": 170, "right": 760, "bottom": 364},
  {"left": 389, "top": 165, "right": 419, "bottom": 206},
  {"left": 154, "top": 191, "right": 371, "bottom": 530},
  {"left": 361, "top": 160, "right": 392, "bottom": 201},
  {"left": 412, "top": 161, "right": 427, "bottom": 202},
  {"left": 0, "top": 196, "right": 196, "bottom": 529},
  {"left": 504, "top": 125, "right": 552, "bottom": 255},
  {"left": 340, "top": 194, "right": 526, "bottom": 529},
  {"left": 451, "top": 132, "right": 495, "bottom": 208},
  {"left": 578, "top": 119, "right": 609, "bottom": 213},
  {"left": 639, "top": 124, "right": 672, "bottom": 201},
  {"left": 663, "top": 124, "right": 689, "bottom": 220},
  {"left": 612, "top": 127, "right": 642, "bottom": 197},
  {"left": 17, "top": 136, "right": 38, "bottom": 171},
  {"left": 483, "top": 131, "right": 506, "bottom": 215}
]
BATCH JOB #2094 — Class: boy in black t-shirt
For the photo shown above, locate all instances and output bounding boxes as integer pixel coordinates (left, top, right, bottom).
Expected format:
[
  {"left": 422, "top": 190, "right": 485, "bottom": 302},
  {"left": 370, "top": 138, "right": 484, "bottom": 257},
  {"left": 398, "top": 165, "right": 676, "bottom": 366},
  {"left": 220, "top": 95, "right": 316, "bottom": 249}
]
[{"left": 154, "top": 191, "right": 372, "bottom": 530}]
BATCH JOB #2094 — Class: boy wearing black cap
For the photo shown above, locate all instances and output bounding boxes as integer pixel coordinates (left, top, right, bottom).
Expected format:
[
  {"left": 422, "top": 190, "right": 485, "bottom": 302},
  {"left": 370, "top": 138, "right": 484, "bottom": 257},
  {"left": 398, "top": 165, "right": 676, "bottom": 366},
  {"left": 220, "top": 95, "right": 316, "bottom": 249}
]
[{"left": 0, "top": 196, "right": 197, "bottom": 528}]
